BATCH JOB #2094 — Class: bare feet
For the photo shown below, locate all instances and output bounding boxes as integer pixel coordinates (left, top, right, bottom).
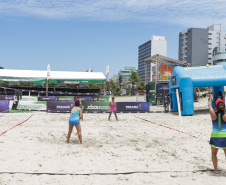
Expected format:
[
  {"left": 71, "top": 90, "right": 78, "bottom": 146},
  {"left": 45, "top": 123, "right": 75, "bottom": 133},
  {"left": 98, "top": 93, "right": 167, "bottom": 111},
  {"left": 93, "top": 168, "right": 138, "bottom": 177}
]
[
  {"left": 66, "top": 140, "right": 69, "bottom": 143},
  {"left": 212, "top": 170, "right": 219, "bottom": 174}
]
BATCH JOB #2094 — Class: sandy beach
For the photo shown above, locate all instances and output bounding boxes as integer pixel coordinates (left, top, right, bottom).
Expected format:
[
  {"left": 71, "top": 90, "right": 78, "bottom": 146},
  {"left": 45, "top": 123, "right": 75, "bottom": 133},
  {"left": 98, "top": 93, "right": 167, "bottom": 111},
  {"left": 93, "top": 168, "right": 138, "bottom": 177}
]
[{"left": 0, "top": 96, "right": 226, "bottom": 185}]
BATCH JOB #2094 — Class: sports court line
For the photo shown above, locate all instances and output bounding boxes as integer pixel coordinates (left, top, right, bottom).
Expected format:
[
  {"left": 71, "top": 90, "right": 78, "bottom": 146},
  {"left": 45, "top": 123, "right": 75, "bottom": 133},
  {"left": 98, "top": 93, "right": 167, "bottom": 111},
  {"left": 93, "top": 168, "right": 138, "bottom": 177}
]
[
  {"left": 0, "top": 114, "right": 34, "bottom": 136},
  {"left": 0, "top": 169, "right": 214, "bottom": 176},
  {"left": 133, "top": 115, "right": 207, "bottom": 141}
]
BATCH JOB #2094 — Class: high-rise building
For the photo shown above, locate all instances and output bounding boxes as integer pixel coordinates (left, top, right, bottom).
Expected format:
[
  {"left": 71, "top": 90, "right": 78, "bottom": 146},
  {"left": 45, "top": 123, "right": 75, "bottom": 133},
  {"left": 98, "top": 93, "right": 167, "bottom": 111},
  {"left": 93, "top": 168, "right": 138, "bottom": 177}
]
[
  {"left": 118, "top": 66, "right": 136, "bottom": 83},
  {"left": 138, "top": 35, "right": 167, "bottom": 82},
  {"left": 179, "top": 24, "right": 226, "bottom": 66}
]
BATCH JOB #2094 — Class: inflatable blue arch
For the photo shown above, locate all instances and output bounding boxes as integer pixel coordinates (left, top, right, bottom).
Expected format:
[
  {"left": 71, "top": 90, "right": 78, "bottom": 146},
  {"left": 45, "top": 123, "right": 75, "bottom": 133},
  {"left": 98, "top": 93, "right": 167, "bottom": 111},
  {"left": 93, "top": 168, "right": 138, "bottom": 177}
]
[{"left": 169, "top": 64, "right": 226, "bottom": 115}]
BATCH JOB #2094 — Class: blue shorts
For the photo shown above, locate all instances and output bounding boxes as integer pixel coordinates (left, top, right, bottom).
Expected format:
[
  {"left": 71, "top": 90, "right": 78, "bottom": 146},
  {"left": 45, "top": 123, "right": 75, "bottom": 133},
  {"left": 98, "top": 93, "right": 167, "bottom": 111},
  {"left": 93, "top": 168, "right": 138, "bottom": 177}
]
[{"left": 69, "top": 120, "right": 80, "bottom": 125}]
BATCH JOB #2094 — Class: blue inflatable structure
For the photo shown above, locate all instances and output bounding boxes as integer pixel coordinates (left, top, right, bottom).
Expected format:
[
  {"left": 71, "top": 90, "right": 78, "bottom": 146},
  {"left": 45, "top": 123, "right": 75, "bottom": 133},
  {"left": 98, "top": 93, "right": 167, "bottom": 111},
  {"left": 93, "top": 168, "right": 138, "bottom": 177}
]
[{"left": 169, "top": 64, "right": 226, "bottom": 115}]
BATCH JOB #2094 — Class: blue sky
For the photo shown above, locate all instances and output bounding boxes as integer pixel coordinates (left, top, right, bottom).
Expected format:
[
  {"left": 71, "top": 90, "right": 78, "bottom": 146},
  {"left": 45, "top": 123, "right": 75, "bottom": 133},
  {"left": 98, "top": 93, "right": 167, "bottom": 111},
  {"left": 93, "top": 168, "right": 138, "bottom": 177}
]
[{"left": 0, "top": 0, "right": 226, "bottom": 78}]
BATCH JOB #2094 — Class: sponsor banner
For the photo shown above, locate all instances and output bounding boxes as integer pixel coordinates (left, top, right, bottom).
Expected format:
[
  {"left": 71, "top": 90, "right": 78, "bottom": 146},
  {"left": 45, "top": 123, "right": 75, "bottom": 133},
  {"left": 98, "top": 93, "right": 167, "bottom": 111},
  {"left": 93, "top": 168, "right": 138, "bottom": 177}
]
[
  {"left": 20, "top": 82, "right": 31, "bottom": 87},
  {"left": 90, "top": 84, "right": 100, "bottom": 89},
  {"left": 47, "top": 101, "right": 74, "bottom": 112},
  {"left": 21, "top": 96, "right": 38, "bottom": 101},
  {"left": 160, "top": 64, "right": 175, "bottom": 80},
  {"left": 92, "top": 96, "right": 109, "bottom": 102},
  {"left": 156, "top": 83, "right": 169, "bottom": 97},
  {"left": 8, "top": 82, "right": 20, "bottom": 87},
  {"left": 82, "top": 101, "right": 110, "bottom": 112},
  {"left": 66, "top": 84, "right": 79, "bottom": 89},
  {"left": 38, "top": 96, "right": 56, "bottom": 101},
  {"left": 56, "top": 96, "right": 75, "bottom": 102},
  {"left": 32, "top": 83, "right": 43, "bottom": 88},
  {"left": 56, "top": 83, "right": 67, "bottom": 88},
  {"left": 0, "top": 95, "right": 14, "bottom": 100},
  {"left": 0, "top": 78, "right": 46, "bottom": 83},
  {"left": 0, "top": 100, "right": 9, "bottom": 112},
  {"left": 75, "top": 96, "right": 93, "bottom": 101},
  {"left": 48, "top": 80, "right": 105, "bottom": 85},
  {"left": 9, "top": 101, "right": 47, "bottom": 112},
  {"left": 79, "top": 84, "right": 89, "bottom": 89},
  {"left": 0, "top": 81, "right": 9, "bottom": 87},
  {"left": 117, "top": 102, "right": 149, "bottom": 112}
]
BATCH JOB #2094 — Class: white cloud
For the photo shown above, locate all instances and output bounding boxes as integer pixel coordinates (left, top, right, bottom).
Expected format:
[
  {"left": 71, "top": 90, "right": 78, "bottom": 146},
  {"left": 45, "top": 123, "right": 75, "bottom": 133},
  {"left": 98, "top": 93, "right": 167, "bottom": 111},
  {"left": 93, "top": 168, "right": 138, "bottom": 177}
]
[{"left": 0, "top": 0, "right": 226, "bottom": 29}]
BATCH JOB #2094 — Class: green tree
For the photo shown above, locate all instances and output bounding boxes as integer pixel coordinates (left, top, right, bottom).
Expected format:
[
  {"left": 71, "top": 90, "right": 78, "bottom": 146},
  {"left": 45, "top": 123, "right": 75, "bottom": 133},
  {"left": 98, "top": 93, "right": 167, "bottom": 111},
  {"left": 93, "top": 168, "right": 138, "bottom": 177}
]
[
  {"left": 138, "top": 82, "right": 146, "bottom": 94},
  {"left": 129, "top": 71, "right": 141, "bottom": 95},
  {"left": 118, "top": 75, "right": 123, "bottom": 90},
  {"left": 110, "top": 81, "right": 118, "bottom": 95},
  {"left": 0, "top": 66, "right": 4, "bottom": 69}
]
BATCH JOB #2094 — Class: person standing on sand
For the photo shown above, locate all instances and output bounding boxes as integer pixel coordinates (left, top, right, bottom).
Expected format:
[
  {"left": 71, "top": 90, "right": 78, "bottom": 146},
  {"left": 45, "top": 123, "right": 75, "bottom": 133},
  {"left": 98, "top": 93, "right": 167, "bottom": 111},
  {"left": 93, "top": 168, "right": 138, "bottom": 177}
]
[
  {"left": 67, "top": 100, "right": 83, "bottom": 144},
  {"left": 208, "top": 94, "right": 226, "bottom": 174},
  {"left": 76, "top": 96, "right": 83, "bottom": 120},
  {"left": 108, "top": 97, "right": 118, "bottom": 121}
]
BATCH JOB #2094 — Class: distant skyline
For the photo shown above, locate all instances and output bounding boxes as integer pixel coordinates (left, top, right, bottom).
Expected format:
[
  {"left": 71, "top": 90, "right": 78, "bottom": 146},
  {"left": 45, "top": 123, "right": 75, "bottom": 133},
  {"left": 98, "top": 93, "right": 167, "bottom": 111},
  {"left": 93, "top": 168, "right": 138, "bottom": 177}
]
[{"left": 0, "top": 0, "right": 226, "bottom": 78}]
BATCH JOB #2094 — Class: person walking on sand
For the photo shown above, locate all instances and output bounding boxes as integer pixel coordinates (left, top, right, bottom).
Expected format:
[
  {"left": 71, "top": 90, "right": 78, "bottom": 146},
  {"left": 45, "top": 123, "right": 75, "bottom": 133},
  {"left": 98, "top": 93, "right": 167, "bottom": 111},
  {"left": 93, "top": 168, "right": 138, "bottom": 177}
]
[
  {"left": 208, "top": 94, "right": 226, "bottom": 174},
  {"left": 108, "top": 97, "right": 118, "bottom": 121},
  {"left": 67, "top": 100, "right": 83, "bottom": 144}
]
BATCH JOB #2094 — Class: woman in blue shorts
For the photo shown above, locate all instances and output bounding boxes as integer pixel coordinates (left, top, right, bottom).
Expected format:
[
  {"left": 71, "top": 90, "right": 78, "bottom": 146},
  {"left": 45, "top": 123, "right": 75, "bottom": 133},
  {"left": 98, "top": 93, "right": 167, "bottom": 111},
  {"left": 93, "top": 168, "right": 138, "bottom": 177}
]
[
  {"left": 208, "top": 94, "right": 226, "bottom": 174},
  {"left": 67, "top": 100, "right": 83, "bottom": 144}
]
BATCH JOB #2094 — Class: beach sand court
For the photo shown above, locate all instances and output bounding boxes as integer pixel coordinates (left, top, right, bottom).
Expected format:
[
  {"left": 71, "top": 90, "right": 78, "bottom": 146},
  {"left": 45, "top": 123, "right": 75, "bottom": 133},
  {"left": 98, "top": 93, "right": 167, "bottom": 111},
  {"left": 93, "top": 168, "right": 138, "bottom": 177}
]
[{"left": 0, "top": 97, "right": 226, "bottom": 184}]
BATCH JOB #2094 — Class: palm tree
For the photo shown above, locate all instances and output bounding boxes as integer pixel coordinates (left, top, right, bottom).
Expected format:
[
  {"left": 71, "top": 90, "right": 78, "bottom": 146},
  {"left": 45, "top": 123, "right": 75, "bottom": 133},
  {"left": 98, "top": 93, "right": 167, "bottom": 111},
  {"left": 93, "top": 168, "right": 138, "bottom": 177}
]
[
  {"left": 118, "top": 75, "right": 122, "bottom": 90},
  {"left": 129, "top": 71, "right": 141, "bottom": 95}
]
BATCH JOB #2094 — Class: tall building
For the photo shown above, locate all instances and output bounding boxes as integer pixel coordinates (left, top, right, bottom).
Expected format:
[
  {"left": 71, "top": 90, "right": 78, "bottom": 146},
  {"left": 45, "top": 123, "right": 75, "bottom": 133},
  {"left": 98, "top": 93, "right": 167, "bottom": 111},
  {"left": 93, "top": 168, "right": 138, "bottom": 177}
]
[
  {"left": 138, "top": 35, "right": 167, "bottom": 82},
  {"left": 179, "top": 24, "right": 226, "bottom": 66},
  {"left": 118, "top": 66, "right": 136, "bottom": 83}
]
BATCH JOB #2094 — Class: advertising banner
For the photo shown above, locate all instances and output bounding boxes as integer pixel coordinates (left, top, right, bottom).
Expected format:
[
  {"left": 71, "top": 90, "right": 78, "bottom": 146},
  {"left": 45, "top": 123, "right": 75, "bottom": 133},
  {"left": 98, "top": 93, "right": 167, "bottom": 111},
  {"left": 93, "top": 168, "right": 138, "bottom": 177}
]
[
  {"left": 82, "top": 101, "right": 110, "bottom": 112},
  {"left": 38, "top": 96, "right": 56, "bottom": 101},
  {"left": 21, "top": 96, "right": 38, "bottom": 101},
  {"left": 116, "top": 102, "right": 149, "bottom": 113},
  {"left": 79, "top": 84, "right": 89, "bottom": 89},
  {"left": 66, "top": 84, "right": 79, "bottom": 89},
  {"left": 156, "top": 83, "right": 169, "bottom": 97},
  {"left": 0, "top": 100, "right": 9, "bottom": 112},
  {"left": 56, "top": 96, "right": 75, "bottom": 102},
  {"left": 32, "top": 83, "right": 43, "bottom": 88},
  {"left": 9, "top": 101, "right": 47, "bottom": 112},
  {"left": 160, "top": 64, "right": 175, "bottom": 80},
  {"left": 0, "top": 81, "right": 8, "bottom": 87},
  {"left": 47, "top": 101, "right": 74, "bottom": 112},
  {"left": 75, "top": 96, "right": 93, "bottom": 102},
  {"left": 0, "top": 95, "right": 14, "bottom": 100},
  {"left": 20, "top": 82, "right": 31, "bottom": 87},
  {"left": 92, "top": 96, "right": 109, "bottom": 102},
  {"left": 8, "top": 82, "right": 20, "bottom": 87},
  {"left": 90, "top": 84, "right": 100, "bottom": 89}
]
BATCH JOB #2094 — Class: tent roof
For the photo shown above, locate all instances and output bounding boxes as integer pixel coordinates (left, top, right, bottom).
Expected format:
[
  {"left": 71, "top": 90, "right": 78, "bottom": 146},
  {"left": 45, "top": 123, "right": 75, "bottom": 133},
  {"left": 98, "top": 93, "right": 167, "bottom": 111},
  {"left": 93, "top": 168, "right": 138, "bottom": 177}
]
[
  {"left": 0, "top": 69, "right": 106, "bottom": 80},
  {"left": 144, "top": 54, "right": 188, "bottom": 66}
]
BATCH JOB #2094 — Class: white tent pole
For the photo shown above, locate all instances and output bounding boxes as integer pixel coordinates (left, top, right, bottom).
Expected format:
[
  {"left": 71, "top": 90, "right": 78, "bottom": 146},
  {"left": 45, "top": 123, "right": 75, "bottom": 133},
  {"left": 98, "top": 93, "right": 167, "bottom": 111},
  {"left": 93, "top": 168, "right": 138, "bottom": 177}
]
[
  {"left": 176, "top": 89, "right": 182, "bottom": 125},
  {"left": 46, "top": 64, "right": 50, "bottom": 96}
]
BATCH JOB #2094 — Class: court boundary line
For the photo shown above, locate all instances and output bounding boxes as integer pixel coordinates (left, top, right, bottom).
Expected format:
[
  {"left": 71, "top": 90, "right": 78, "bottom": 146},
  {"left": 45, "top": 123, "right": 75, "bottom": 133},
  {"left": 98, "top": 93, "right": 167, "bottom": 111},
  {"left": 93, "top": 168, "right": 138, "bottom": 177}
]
[{"left": 0, "top": 114, "right": 34, "bottom": 136}]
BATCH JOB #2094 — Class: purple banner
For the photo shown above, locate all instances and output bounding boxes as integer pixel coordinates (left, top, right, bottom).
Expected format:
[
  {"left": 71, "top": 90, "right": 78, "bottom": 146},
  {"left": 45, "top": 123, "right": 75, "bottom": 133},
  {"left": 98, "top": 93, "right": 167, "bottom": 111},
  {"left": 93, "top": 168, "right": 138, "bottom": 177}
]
[
  {"left": 38, "top": 96, "right": 56, "bottom": 101},
  {"left": 0, "top": 95, "right": 14, "bottom": 100},
  {"left": 116, "top": 102, "right": 150, "bottom": 113},
  {"left": 47, "top": 101, "right": 74, "bottom": 113},
  {"left": 75, "top": 96, "right": 93, "bottom": 101},
  {"left": 0, "top": 100, "right": 9, "bottom": 112}
]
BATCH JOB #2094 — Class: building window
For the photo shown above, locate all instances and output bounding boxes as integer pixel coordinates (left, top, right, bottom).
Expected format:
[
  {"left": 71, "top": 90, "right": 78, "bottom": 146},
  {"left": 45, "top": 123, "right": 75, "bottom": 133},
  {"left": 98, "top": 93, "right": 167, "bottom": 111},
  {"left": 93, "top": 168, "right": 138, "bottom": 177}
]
[
  {"left": 208, "top": 53, "right": 211, "bottom": 55},
  {"left": 208, "top": 58, "right": 211, "bottom": 60},
  {"left": 208, "top": 43, "right": 212, "bottom": 45},
  {"left": 208, "top": 33, "right": 212, "bottom": 35},
  {"left": 208, "top": 38, "right": 212, "bottom": 40}
]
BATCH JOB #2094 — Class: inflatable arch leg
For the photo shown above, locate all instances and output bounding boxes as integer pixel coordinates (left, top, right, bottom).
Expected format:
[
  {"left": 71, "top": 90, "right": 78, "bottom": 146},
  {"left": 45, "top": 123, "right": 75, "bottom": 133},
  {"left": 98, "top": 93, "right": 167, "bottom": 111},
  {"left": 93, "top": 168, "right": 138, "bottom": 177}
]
[
  {"left": 180, "top": 78, "right": 194, "bottom": 116},
  {"left": 212, "top": 86, "right": 224, "bottom": 109},
  {"left": 170, "top": 88, "right": 178, "bottom": 112}
]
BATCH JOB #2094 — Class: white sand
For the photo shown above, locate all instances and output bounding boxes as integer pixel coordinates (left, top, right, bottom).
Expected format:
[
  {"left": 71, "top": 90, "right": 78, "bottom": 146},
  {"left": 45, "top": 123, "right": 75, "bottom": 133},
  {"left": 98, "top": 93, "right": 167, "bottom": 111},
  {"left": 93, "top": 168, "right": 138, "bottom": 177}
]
[{"left": 0, "top": 96, "right": 226, "bottom": 185}]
